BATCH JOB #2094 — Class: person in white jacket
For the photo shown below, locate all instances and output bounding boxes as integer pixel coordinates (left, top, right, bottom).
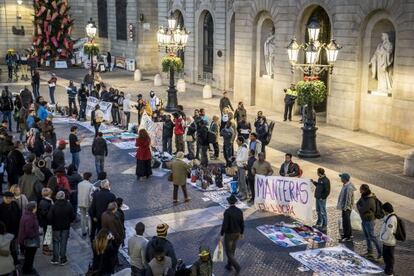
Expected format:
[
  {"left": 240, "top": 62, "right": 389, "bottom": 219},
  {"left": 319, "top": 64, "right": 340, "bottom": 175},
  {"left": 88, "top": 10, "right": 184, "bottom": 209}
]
[
  {"left": 123, "top": 93, "right": 133, "bottom": 129},
  {"left": 380, "top": 202, "right": 397, "bottom": 276},
  {"left": 235, "top": 136, "right": 249, "bottom": 201},
  {"left": 77, "top": 172, "right": 95, "bottom": 236}
]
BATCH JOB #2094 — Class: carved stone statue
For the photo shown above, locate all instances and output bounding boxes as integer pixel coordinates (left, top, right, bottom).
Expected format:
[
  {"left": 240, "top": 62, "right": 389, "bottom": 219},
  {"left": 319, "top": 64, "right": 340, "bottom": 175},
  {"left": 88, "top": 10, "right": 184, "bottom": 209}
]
[
  {"left": 263, "top": 27, "right": 276, "bottom": 76},
  {"left": 369, "top": 32, "right": 394, "bottom": 92}
]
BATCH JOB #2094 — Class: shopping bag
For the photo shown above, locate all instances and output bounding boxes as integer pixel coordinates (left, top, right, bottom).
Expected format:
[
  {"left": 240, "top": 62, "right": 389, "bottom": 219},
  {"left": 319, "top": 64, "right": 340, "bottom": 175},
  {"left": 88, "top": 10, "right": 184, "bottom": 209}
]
[
  {"left": 212, "top": 240, "right": 224, "bottom": 262},
  {"left": 43, "top": 225, "right": 52, "bottom": 246},
  {"left": 350, "top": 209, "right": 362, "bottom": 231}
]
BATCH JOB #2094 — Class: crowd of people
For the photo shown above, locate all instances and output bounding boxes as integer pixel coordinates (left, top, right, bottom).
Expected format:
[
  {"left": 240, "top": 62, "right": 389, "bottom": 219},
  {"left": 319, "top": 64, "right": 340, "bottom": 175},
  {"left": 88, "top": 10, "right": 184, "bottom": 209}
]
[{"left": 0, "top": 69, "right": 405, "bottom": 276}]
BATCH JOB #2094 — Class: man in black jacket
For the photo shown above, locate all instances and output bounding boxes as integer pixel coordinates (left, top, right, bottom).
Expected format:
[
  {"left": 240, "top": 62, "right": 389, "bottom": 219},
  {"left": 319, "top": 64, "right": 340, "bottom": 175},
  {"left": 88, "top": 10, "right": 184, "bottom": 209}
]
[
  {"left": 6, "top": 141, "right": 25, "bottom": 185},
  {"left": 0, "top": 191, "right": 21, "bottom": 265},
  {"left": 311, "top": 168, "right": 330, "bottom": 231},
  {"left": 47, "top": 191, "right": 76, "bottom": 265},
  {"left": 88, "top": 179, "right": 116, "bottom": 241},
  {"left": 279, "top": 153, "right": 300, "bottom": 177},
  {"left": 92, "top": 132, "right": 108, "bottom": 175},
  {"left": 197, "top": 120, "right": 209, "bottom": 167},
  {"left": 52, "top": 139, "right": 67, "bottom": 170},
  {"left": 146, "top": 223, "right": 177, "bottom": 269},
  {"left": 162, "top": 114, "right": 174, "bottom": 154},
  {"left": 220, "top": 195, "right": 244, "bottom": 274}
]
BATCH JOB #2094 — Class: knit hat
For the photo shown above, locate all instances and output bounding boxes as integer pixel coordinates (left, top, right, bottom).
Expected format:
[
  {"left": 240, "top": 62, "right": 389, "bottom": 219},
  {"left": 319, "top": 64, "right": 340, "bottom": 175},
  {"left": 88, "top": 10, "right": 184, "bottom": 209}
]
[
  {"left": 56, "top": 191, "right": 66, "bottom": 200},
  {"left": 156, "top": 223, "right": 169, "bottom": 238},
  {"left": 2, "top": 191, "right": 14, "bottom": 198}
]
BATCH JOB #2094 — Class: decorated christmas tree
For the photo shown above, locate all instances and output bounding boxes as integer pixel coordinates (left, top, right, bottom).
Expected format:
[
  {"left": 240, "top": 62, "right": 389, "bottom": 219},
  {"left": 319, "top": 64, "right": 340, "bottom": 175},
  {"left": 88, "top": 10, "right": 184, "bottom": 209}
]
[{"left": 33, "top": 0, "right": 74, "bottom": 63}]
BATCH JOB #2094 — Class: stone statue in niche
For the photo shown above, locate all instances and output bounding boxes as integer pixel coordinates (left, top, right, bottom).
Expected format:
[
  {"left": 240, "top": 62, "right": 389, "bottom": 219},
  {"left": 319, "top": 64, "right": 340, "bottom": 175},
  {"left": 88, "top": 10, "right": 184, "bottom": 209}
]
[
  {"left": 264, "top": 27, "right": 276, "bottom": 77},
  {"left": 369, "top": 32, "right": 394, "bottom": 93}
]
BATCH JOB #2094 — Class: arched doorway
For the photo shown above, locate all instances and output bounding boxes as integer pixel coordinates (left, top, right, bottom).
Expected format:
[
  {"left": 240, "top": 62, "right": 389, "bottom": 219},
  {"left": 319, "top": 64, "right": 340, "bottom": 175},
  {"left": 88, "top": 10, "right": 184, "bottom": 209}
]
[
  {"left": 172, "top": 10, "right": 185, "bottom": 65},
  {"left": 203, "top": 12, "right": 214, "bottom": 74},
  {"left": 302, "top": 6, "right": 331, "bottom": 113}
]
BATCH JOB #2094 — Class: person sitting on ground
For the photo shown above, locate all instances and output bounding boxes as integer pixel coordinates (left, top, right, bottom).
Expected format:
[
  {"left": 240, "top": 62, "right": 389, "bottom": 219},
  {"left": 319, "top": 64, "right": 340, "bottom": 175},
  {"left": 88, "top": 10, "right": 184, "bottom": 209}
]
[
  {"left": 146, "top": 246, "right": 174, "bottom": 276},
  {"left": 146, "top": 223, "right": 177, "bottom": 269},
  {"left": 191, "top": 246, "right": 213, "bottom": 276},
  {"left": 279, "top": 153, "right": 300, "bottom": 177}
]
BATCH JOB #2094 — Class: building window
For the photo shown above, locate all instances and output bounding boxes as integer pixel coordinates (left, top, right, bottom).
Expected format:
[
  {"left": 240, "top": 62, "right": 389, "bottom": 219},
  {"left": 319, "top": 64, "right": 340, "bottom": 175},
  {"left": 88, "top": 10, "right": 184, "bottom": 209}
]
[
  {"left": 203, "top": 12, "right": 214, "bottom": 73},
  {"left": 97, "top": 0, "right": 108, "bottom": 38},
  {"left": 116, "top": 0, "right": 127, "bottom": 40}
]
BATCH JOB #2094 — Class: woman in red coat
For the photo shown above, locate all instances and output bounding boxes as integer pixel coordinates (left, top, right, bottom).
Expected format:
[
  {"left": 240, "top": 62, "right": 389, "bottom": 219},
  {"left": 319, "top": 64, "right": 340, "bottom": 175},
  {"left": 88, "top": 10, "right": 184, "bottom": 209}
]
[{"left": 135, "top": 129, "right": 152, "bottom": 179}]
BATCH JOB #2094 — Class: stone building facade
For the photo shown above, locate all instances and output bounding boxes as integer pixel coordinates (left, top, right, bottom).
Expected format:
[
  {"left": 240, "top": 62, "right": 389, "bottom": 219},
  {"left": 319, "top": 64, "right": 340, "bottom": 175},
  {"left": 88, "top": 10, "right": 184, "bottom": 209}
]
[{"left": 158, "top": 0, "right": 414, "bottom": 145}]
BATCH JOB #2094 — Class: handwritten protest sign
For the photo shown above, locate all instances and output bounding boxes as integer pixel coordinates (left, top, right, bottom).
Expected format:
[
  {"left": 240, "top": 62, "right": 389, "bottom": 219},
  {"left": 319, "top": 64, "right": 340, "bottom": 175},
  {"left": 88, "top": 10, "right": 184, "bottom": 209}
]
[
  {"left": 85, "top": 97, "right": 112, "bottom": 121},
  {"left": 254, "top": 175, "right": 313, "bottom": 223},
  {"left": 138, "top": 112, "right": 163, "bottom": 152}
]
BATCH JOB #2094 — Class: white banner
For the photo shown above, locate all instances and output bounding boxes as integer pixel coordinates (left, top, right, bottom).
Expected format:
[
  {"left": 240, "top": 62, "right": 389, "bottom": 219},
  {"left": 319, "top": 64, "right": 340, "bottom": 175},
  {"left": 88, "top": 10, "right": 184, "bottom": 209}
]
[
  {"left": 86, "top": 97, "right": 113, "bottom": 121},
  {"left": 254, "top": 175, "right": 313, "bottom": 223},
  {"left": 138, "top": 112, "right": 163, "bottom": 152}
]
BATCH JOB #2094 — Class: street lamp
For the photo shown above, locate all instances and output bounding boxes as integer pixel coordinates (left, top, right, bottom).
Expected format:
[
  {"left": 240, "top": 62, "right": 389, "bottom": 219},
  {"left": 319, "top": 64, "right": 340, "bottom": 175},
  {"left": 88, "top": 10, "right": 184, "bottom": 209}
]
[
  {"left": 157, "top": 13, "right": 190, "bottom": 112},
  {"left": 17, "top": 0, "right": 23, "bottom": 5},
  {"left": 85, "top": 18, "right": 97, "bottom": 81},
  {"left": 286, "top": 17, "right": 342, "bottom": 158}
]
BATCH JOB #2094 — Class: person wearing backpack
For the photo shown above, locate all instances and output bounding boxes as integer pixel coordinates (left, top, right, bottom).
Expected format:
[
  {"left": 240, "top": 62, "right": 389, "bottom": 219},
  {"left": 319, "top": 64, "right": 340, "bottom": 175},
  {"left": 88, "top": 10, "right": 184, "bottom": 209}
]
[
  {"left": 381, "top": 202, "right": 397, "bottom": 275},
  {"left": 356, "top": 184, "right": 382, "bottom": 261}
]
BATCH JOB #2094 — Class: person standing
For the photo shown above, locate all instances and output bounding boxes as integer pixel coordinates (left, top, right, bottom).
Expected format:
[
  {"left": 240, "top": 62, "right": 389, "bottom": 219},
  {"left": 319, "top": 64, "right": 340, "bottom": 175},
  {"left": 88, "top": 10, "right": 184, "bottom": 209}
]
[
  {"left": 135, "top": 129, "right": 152, "bottom": 180},
  {"left": 78, "top": 84, "right": 89, "bottom": 121},
  {"left": 0, "top": 221, "right": 16, "bottom": 276},
  {"left": 5, "top": 50, "right": 15, "bottom": 81},
  {"left": 20, "top": 52, "right": 29, "bottom": 80},
  {"left": 0, "top": 89, "right": 14, "bottom": 131},
  {"left": 48, "top": 191, "right": 75, "bottom": 265},
  {"left": 48, "top": 73, "right": 57, "bottom": 105},
  {"left": 146, "top": 223, "right": 177, "bottom": 269},
  {"left": 210, "top": 116, "right": 220, "bottom": 160},
  {"left": 18, "top": 163, "right": 43, "bottom": 202},
  {"left": 173, "top": 112, "right": 185, "bottom": 153},
  {"left": 171, "top": 152, "right": 191, "bottom": 203},
  {"left": 101, "top": 202, "right": 125, "bottom": 254},
  {"left": 254, "top": 115, "right": 269, "bottom": 154},
  {"left": 337, "top": 173, "right": 356, "bottom": 242},
  {"left": 220, "top": 195, "right": 244, "bottom": 275},
  {"left": 111, "top": 90, "right": 120, "bottom": 126},
  {"left": 31, "top": 70, "right": 40, "bottom": 99},
  {"left": 123, "top": 94, "right": 132, "bottom": 129},
  {"left": 219, "top": 91, "right": 234, "bottom": 115},
  {"left": 197, "top": 120, "right": 209, "bottom": 167},
  {"left": 146, "top": 247, "right": 174, "bottom": 276},
  {"left": 311, "top": 168, "right": 331, "bottom": 232},
  {"left": 91, "top": 228, "right": 118, "bottom": 275},
  {"left": 37, "top": 188, "right": 53, "bottom": 255},
  {"left": 135, "top": 94, "right": 145, "bottom": 125},
  {"left": 106, "top": 52, "right": 112, "bottom": 71},
  {"left": 6, "top": 141, "right": 25, "bottom": 186},
  {"left": 380, "top": 202, "right": 397, "bottom": 276},
  {"left": 41, "top": 114, "right": 56, "bottom": 149},
  {"left": 18, "top": 202, "right": 40, "bottom": 275},
  {"left": 221, "top": 121, "right": 235, "bottom": 167},
  {"left": 279, "top": 153, "right": 300, "bottom": 177},
  {"left": 237, "top": 115, "right": 251, "bottom": 141},
  {"left": 77, "top": 172, "right": 94, "bottom": 237},
  {"left": 149, "top": 91, "right": 161, "bottom": 112},
  {"left": 251, "top": 152, "right": 273, "bottom": 203},
  {"left": 83, "top": 71, "right": 94, "bottom": 92},
  {"left": 52, "top": 139, "right": 67, "bottom": 170},
  {"left": 162, "top": 114, "right": 174, "bottom": 154},
  {"left": 92, "top": 132, "right": 108, "bottom": 175},
  {"left": 128, "top": 222, "right": 148, "bottom": 276},
  {"left": 91, "top": 105, "right": 104, "bottom": 137},
  {"left": 248, "top": 133, "right": 262, "bottom": 157},
  {"left": 67, "top": 81, "right": 78, "bottom": 117},
  {"left": 69, "top": 126, "right": 84, "bottom": 170},
  {"left": 356, "top": 184, "right": 382, "bottom": 260},
  {"left": 235, "top": 137, "right": 248, "bottom": 201},
  {"left": 283, "top": 84, "right": 298, "bottom": 121},
  {"left": 20, "top": 85, "right": 34, "bottom": 109},
  {"left": 234, "top": 102, "right": 246, "bottom": 126},
  {"left": 0, "top": 191, "right": 21, "bottom": 241}
]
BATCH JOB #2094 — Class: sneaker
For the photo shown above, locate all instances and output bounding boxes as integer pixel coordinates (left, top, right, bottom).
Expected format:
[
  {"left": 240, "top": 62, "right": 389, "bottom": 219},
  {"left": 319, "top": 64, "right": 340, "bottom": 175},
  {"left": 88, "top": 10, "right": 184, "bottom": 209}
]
[
  {"left": 339, "top": 237, "right": 353, "bottom": 242},
  {"left": 50, "top": 259, "right": 59, "bottom": 265},
  {"left": 60, "top": 258, "right": 68, "bottom": 266}
]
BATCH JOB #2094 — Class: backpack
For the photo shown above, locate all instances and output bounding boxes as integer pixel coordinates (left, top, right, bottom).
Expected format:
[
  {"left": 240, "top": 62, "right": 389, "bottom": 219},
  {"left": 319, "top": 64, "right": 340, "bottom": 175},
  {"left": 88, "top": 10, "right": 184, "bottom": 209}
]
[
  {"left": 374, "top": 197, "right": 385, "bottom": 219},
  {"left": 387, "top": 214, "right": 406, "bottom": 241}
]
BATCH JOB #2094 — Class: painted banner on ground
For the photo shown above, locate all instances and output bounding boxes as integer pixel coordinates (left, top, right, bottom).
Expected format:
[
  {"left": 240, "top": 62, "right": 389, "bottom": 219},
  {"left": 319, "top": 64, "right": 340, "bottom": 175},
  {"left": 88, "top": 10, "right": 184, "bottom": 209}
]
[
  {"left": 290, "top": 246, "right": 383, "bottom": 275},
  {"left": 138, "top": 112, "right": 163, "bottom": 152},
  {"left": 254, "top": 175, "right": 313, "bottom": 223},
  {"left": 85, "top": 97, "right": 113, "bottom": 121}
]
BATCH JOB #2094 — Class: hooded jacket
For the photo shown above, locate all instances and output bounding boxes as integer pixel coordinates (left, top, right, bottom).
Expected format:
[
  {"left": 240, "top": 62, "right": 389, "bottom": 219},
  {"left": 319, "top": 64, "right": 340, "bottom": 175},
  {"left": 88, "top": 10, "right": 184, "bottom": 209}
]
[
  {"left": 356, "top": 193, "right": 377, "bottom": 221},
  {"left": 337, "top": 182, "right": 357, "bottom": 211}
]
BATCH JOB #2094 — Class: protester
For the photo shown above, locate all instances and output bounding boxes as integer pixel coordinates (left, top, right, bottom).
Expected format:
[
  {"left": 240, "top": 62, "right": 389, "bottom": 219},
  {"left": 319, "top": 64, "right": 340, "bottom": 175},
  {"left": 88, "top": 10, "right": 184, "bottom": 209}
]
[
  {"left": 18, "top": 202, "right": 40, "bottom": 275},
  {"left": 37, "top": 187, "right": 53, "bottom": 255},
  {"left": 101, "top": 202, "right": 125, "bottom": 261},
  {"left": 135, "top": 94, "right": 145, "bottom": 125},
  {"left": 92, "top": 132, "right": 108, "bottom": 175},
  {"left": 118, "top": 92, "right": 125, "bottom": 127},
  {"left": 220, "top": 195, "right": 244, "bottom": 275},
  {"left": 136, "top": 129, "right": 152, "bottom": 180},
  {"left": 48, "top": 73, "right": 57, "bottom": 104},
  {"left": 356, "top": 184, "right": 382, "bottom": 260},
  {"left": 91, "top": 105, "right": 104, "bottom": 136},
  {"left": 283, "top": 84, "right": 297, "bottom": 121},
  {"left": 67, "top": 80, "right": 78, "bottom": 117},
  {"left": 83, "top": 71, "right": 94, "bottom": 92},
  {"left": 111, "top": 90, "right": 121, "bottom": 126},
  {"left": 128, "top": 222, "right": 148, "bottom": 276},
  {"left": 91, "top": 228, "right": 118, "bottom": 275},
  {"left": 78, "top": 172, "right": 94, "bottom": 237},
  {"left": 9, "top": 184, "right": 28, "bottom": 214},
  {"left": 146, "top": 224, "right": 177, "bottom": 269},
  {"left": 0, "top": 221, "right": 15, "bottom": 276},
  {"left": 311, "top": 168, "right": 331, "bottom": 232},
  {"left": 146, "top": 246, "right": 174, "bottom": 276},
  {"left": 47, "top": 167, "right": 71, "bottom": 199},
  {"left": 254, "top": 114, "right": 269, "bottom": 154},
  {"left": 380, "top": 202, "right": 397, "bottom": 276},
  {"left": 52, "top": 139, "right": 67, "bottom": 170},
  {"left": 234, "top": 102, "right": 246, "bottom": 126},
  {"left": 337, "top": 173, "right": 356, "bottom": 242},
  {"left": 69, "top": 126, "right": 84, "bottom": 170},
  {"left": 171, "top": 152, "right": 191, "bottom": 203},
  {"left": 279, "top": 153, "right": 300, "bottom": 177},
  {"left": 246, "top": 150, "right": 257, "bottom": 204},
  {"left": 37, "top": 101, "right": 49, "bottom": 122},
  {"left": 37, "top": 159, "right": 53, "bottom": 186},
  {"left": 88, "top": 180, "right": 116, "bottom": 241},
  {"left": 173, "top": 112, "right": 185, "bottom": 153},
  {"left": 0, "top": 191, "right": 21, "bottom": 239},
  {"left": 251, "top": 152, "right": 273, "bottom": 202},
  {"left": 235, "top": 137, "right": 249, "bottom": 201},
  {"left": 149, "top": 91, "right": 161, "bottom": 112}
]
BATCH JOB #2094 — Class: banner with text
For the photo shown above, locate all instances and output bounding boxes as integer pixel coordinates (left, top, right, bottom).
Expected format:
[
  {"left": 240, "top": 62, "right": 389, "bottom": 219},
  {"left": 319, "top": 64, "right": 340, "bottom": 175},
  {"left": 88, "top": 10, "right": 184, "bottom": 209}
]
[
  {"left": 86, "top": 97, "right": 113, "bottom": 121},
  {"left": 138, "top": 112, "right": 163, "bottom": 152},
  {"left": 254, "top": 175, "right": 313, "bottom": 223}
]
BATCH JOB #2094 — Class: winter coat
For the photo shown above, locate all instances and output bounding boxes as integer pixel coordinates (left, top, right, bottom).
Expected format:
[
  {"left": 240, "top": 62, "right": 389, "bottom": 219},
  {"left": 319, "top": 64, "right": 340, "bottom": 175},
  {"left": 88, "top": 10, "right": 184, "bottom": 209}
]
[
  {"left": 171, "top": 159, "right": 191, "bottom": 186},
  {"left": 18, "top": 210, "right": 39, "bottom": 246},
  {"left": 0, "top": 233, "right": 15, "bottom": 275},
  {"left": 173, "top": 117, "right": 185, "bottom": 136},
  {"left": 92, "top": 137, "right": 108, "bottom": 156},
  {"left": 279, "top": 161, "right": 300, "bottom": 177},
  {"left": 6, "top": 149, "right": 25, "bottom": 176},
  {"left": 92, "top": 239, "right": 118, "bottom": 275},
  {"left": 101, "top": 211, "right": 125, "bottom": 245},
  {"left": 0, "top": 201, "right": 21, "bottom": 236},
  {"left": 219, "top": 97, "right": 233, "bottom": 113},
  {"left": 47, "top": 199, "right": 75, "bottom": 231},
  {"left": 88, "top": 189, "right": 116, "bottom": 222},
  {"left": 357, "top": 193, "right": 377, "bottom": 221},
  {"left": 197, "top": 126, "right": 209, "bottom": 146},
  {"left": 146, "top": 256, "right": 173, "bottom": 276},
  {"left": 163, "top": 119, "right": 174, "bottom": 138},
  {"left": 337, "top": 182, "right": 356, "bottom": 211},
  {"left": 136, "top": 137, "right": 151, "bottom": 161},
  {"left": 220, "top": 126, "right": 234, "bottom": 145},
  {"left": 234, "top": 107, "right": 246, "bottom": 123},
  {"left": 67, "top": 172, "right": 83, "bottom": 192},
  {"left": 237, "top": 121, "right": 251, "bottom": 140},
  {"left": 312, "top": 175, "right": 331, "bottom": 200},
  {"left": 20, "top": 89, "right": 33, "bottom": 107},
  {"left": 37, "top": 197, "right": 53, "bottom": 228},
  {"left": 52, "top": 148, "right": 65, "bottom": 169},
  {"left": 0, "top": 96, "right": 14, "bottom": 112},
  {"left": 18, "top": 173, "right": 43, "bottom": 202},
  {"left": 380, "top": 213, "right": 398, "bottom": 246},
  {"left": 145, "top": 237, "right": 177, "bottom": 269},
  {"left": 77, "top": 180, "right": 94, "bottom": 208}
]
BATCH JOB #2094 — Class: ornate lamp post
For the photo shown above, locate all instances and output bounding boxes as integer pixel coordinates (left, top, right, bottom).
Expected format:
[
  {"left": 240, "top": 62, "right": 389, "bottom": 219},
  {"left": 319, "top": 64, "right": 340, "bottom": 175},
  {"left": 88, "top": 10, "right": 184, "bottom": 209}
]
[
  {"left": 85, "top": 18, "right": 98, "bottom": 80},
  {"left": 286, "top": 17, "right": 342, "bottom": 158},
  {"left": 157, "top": 13, "right": 190, "bottom": 112}
]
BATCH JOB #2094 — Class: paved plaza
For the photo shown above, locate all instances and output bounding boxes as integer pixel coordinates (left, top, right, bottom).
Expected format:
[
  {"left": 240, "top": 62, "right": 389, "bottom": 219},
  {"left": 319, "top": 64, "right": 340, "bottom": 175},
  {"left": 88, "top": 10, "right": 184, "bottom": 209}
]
[{"left": 1, "top": 67, "right": 414, "bottom": 275}]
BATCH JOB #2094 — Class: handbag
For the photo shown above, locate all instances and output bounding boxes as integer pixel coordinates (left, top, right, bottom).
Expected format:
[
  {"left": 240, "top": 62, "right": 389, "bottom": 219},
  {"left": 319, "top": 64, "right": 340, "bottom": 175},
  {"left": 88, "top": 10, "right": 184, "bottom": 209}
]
[{"left": 24, "top": 237, "right": 40, "bottom": 248}]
